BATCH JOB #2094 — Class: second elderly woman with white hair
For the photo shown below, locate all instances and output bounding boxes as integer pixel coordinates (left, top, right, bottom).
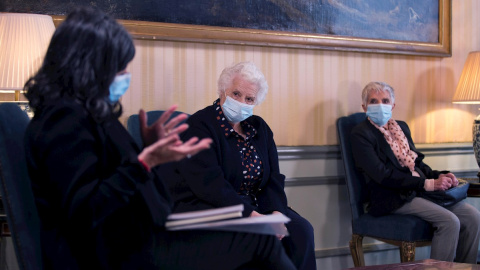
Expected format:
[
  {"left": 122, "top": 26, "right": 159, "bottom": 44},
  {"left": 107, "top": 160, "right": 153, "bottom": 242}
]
[
  {"left": 351, "top": 81, "right": 480, "bottom": 263},
  {"left": 161, "top": 61, "right": 316, "bottom": 270}
]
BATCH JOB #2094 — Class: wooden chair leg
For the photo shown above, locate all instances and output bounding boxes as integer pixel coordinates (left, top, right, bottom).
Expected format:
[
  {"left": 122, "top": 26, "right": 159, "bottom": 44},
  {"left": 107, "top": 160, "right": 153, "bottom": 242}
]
[
  {"left": 349, "top": 234, "right": 365, "bottom": 267},
  {"left": 399, "top": 241, "right": 416, "bottom": 262}
]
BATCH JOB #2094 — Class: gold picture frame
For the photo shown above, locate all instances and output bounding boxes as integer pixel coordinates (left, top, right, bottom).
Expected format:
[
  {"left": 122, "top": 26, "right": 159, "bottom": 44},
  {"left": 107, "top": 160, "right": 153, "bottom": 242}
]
[{"left": 52, "top": 0, "right": 451, "bottom": 57}]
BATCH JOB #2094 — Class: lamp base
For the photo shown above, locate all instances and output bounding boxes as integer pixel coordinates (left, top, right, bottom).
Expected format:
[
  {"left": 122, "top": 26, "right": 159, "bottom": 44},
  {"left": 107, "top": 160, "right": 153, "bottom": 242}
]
[{"left": 473, "top": 118, "right": 480, "bottom": 178}]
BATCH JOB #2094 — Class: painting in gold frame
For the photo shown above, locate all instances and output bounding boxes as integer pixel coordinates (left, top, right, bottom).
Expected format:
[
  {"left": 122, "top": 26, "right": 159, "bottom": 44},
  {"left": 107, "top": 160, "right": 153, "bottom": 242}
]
[{"left": 47, "top": 0, "right": 451, "bottom": 57}]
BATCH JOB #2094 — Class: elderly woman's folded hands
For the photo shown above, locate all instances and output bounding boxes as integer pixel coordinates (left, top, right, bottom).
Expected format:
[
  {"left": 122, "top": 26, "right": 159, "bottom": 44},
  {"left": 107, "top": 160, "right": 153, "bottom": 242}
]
[{"left": 434, "top": 173, "right": 459, "bottom": 191}]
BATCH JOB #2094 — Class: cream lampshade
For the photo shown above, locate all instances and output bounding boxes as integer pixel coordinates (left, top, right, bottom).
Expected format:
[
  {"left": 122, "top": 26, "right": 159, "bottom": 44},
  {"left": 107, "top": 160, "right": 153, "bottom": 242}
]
[
  {"left": 452, "top": 51, "right": 480, "bottom": 177},
  {"left": 0, "top": 13, "right": 55, "bottom": 103}
]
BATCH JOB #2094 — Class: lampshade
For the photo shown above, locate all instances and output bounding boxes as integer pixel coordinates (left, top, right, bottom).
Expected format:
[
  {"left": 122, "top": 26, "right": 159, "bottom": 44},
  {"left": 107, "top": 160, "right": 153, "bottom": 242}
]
[
  {"left": 452, "top": 51, "right": 480, "bottom": 104},
  {"left": 452, "top": 51, "right": 480, "bottom": 178},
  {"left": 0, "top": 13, "right": 55, "bottom": 95}
]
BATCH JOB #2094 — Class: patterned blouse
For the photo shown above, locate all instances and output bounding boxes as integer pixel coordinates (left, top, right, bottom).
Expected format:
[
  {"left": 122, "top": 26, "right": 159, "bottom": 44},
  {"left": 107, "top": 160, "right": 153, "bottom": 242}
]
[{"left": 213, "top": 99, "right": 264, "bottom": 199}]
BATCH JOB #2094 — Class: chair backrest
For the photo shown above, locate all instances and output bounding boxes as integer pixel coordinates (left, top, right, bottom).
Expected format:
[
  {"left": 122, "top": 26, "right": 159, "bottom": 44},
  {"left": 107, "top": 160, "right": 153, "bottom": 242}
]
[
  {"left": 126, "top": 110, "right": 188, "bottom": 148},
  {"left": 0, "top": 103, "right": 42, "bottom": 270},
  {"left": 337, "top": 112, "right": 369, "bottom": 220}
]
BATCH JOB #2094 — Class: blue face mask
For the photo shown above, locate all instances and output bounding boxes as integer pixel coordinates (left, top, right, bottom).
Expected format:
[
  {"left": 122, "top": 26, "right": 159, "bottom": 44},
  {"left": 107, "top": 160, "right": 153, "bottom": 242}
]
[
  {"left": 108, "top": 73, "right": 131, "bottom": 103},
  {"left": 366, "top": 104, "right": 392, "bottom": 127},
  {"left": 222, "top": 95, "right": 255, "bottom": 123}
]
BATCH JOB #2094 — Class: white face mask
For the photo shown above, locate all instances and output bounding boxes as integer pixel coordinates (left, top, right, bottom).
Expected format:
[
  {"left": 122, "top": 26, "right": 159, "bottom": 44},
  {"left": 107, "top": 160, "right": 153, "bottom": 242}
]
[{"left": 221, "top": 95, "right": 255, "bottom": 123}]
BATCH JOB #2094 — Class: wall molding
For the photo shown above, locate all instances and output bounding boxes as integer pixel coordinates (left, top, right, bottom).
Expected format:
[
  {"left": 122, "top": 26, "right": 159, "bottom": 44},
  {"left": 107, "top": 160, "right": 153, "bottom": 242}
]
[
  {"left": 414, "top": 143, "right": 474, "bottom": 157},
  {"left": 285, "top": 176, "right": 343, "bottom": 187},
  {"left": 278, "top": 143, "right": 474, "bottom": 160},
  {"left": 285, "top": 171, "right": 477, "bottom": 187},
  {"left": 281, "top": 143, "right": 478, "bottom": 187},
  {"left": 315, "top": 242, "right": 398, "bottom": 259},
  {"left": 277, "top": 145, "right": 341, "bottom": 160}
]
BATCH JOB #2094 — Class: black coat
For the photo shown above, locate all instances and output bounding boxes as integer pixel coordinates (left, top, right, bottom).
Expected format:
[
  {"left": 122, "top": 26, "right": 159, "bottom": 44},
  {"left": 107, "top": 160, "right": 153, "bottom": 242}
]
[
  {"left": 25, "top": 99, "right": 172, "bottom": 269},
  {"left": 161, "top": 103, "right": 288, "bottom": 217},
  {"left": 350, "top": 119, "right": 443, "bottom": 216}
]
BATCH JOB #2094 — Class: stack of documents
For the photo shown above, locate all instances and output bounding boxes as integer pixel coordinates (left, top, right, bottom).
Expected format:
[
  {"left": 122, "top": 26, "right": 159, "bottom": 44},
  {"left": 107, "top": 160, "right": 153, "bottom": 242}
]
[{"left": 166, "top": 204, "right": 290, "bottom": 236}]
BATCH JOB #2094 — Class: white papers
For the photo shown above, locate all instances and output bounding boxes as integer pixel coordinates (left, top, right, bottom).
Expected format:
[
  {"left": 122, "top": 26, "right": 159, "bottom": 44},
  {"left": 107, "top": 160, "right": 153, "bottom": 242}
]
[
  {"left": 165, "top": 204, "right": 243, "bottom": 228},
  {"left": 167, "top": 204, "right": 244, "bottom": 220},
  {"left": 166, "top": 205, "right": 291, "bottom": 236},
  {"left": 165, "top": 212, "right": 243, "bottom": 227}
]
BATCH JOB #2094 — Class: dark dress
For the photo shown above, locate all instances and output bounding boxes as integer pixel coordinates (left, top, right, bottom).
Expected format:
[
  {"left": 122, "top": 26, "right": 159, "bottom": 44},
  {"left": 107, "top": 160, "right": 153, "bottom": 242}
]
[
  {"left": 24, "top": 98, "right": 295, "bottom": 270},
  {"left": 161, "top": 99, "right": 316, "bottom": 270}
]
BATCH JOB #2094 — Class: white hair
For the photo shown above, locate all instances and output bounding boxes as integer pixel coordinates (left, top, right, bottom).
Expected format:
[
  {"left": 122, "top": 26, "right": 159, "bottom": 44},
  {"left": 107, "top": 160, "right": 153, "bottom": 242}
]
[
  {"left": 361, "top": 81, "right": 395, "bottom": 107},
  {"left": 217, "top": 61, "right": 268, "bottom": 105}
]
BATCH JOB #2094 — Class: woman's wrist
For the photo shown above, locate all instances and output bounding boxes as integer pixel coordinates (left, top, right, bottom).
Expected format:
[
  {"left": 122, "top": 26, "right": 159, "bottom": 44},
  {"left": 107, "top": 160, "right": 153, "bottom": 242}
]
[
  {"left": 137, "top": 156, "right": 151, "bottom": 172},
  {"left": 424, "top": 179, "right": 434, "bottom": 191}
]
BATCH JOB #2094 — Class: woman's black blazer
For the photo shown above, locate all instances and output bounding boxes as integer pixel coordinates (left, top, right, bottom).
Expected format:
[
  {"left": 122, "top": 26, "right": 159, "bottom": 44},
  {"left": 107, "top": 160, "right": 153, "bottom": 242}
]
[{"left": 350, "top": 119, "right": 443, "bottom": 216}]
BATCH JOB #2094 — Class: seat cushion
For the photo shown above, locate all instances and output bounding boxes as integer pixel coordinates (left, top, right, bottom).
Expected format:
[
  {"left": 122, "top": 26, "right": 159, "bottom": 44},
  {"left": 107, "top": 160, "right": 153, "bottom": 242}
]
[{"left": 353, "top": 213, "right": 433, "bottom": 242}]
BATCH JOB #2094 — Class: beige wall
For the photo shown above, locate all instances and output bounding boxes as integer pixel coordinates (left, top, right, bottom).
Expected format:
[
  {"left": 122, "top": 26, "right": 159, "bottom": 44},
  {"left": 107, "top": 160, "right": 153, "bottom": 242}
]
[{"left": 121, "top": 0, "right": 480, "bottom": 146}]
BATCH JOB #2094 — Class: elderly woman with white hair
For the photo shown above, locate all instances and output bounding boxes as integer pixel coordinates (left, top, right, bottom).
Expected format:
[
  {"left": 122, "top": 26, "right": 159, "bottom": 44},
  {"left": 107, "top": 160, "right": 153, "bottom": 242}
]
[
  {"left": 162, "top": 61, "right": 316, "bottom": 270},
  {"left": 351, "top": 81, "right": 480, "bottom": 263}
]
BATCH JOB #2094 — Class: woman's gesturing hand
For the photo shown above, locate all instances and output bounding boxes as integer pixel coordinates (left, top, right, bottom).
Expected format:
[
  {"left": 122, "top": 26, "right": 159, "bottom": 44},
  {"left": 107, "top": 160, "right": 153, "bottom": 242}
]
[
  {"left": 139, "top": 105, "right": 189, "bottom": 147},
  {"left": 138, "top": 135, "right": 212, "bottom": 169}
]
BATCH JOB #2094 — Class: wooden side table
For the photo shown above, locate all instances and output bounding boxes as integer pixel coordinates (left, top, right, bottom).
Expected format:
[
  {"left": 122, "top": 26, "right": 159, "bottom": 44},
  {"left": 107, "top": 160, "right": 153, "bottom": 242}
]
[
  {"left": 343, "top": 259, "right": 480, "bottom": 269},
  {"left": 461, "top": 177, "right": 480, "bottom": 197}
]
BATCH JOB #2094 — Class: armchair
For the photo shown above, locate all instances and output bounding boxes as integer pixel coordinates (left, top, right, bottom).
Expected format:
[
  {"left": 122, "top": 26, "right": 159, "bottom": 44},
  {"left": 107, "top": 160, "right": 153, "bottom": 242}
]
[
  {"left": 0, "top": 103, "right": 42, "bottom": 270},
  {"left": 336, "top": 112, "right": 433, "bottom": 267}
]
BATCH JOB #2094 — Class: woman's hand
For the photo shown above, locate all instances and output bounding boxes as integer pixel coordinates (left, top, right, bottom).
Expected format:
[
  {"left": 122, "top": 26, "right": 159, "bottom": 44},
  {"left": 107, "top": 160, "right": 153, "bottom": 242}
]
[
  {"left": 250, "top": 210, "right": 263, "bottom": 217},
  {"left": 139, "top": 105, "right": 189, "bottom": 147},
  {"left": 250, "top": 210, "right": 287, "bottom": 240},
  {"left": 440, "top": 173, "right": 459, "bottom": 187},
  {"left": 138, "top": 135, "right": 212, "bottom": 169},
  {"left": 434, "top": 175, "right": 454, "bottom": 191}
]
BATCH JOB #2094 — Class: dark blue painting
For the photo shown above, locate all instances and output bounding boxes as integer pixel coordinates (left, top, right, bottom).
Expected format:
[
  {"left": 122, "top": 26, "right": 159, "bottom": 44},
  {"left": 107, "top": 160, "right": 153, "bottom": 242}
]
[
  {"left": 0, "top": 0, "right": 439, "bottom": 42},
  {"left": 1, "top": 0, "right": 449, "bottom": 56}
]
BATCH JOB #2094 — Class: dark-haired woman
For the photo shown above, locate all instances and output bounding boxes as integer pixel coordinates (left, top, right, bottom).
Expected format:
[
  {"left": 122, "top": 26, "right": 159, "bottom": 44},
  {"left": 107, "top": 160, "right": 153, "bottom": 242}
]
[{"left": 24, "top": 7, "right": 295, "bottom": 270}]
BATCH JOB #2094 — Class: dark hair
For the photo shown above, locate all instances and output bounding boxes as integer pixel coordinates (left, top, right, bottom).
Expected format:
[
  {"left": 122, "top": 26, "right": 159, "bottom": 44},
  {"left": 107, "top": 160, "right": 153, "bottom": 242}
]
[{"left": 24, "top": 7, "right": 135, "bottom": 122}]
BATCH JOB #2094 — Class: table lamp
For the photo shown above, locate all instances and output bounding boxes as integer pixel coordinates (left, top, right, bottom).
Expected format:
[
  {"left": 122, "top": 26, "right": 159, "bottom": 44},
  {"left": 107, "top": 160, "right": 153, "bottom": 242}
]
[
  {"left": 0, "top": 13, "right": 55, "bottom": 107},
  {"left": 452, "top": 51, "right": 480, "bottom": 177}
]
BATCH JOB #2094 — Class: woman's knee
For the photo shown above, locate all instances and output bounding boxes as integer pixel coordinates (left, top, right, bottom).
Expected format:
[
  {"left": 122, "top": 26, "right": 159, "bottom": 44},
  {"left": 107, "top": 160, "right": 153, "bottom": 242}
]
[
  {"left": 438, "top": 211, "right": 461, "bottom": 234},
  {"left": 284, "top": 208, "right": 315, "bottom": 250},
  {"left": 286, "top": 208, "right": 314, "bottom": 235},
  {"left": 460, "top": 204, "right": 480, "bottom": 230}
]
